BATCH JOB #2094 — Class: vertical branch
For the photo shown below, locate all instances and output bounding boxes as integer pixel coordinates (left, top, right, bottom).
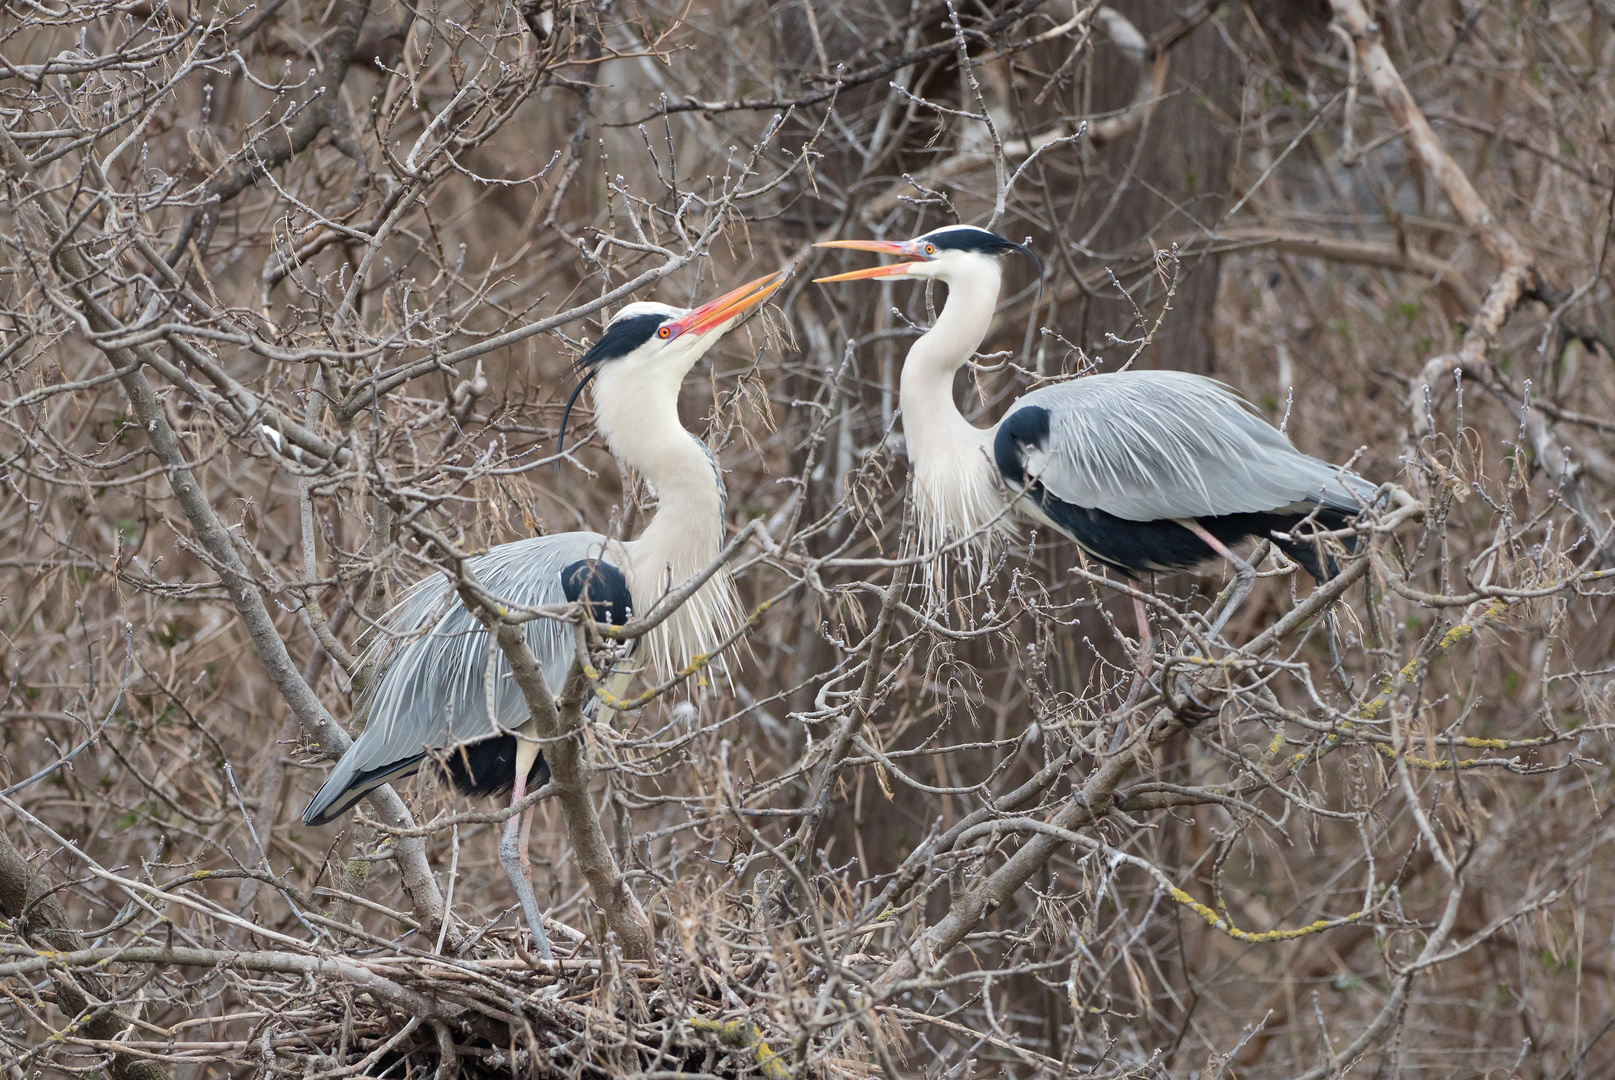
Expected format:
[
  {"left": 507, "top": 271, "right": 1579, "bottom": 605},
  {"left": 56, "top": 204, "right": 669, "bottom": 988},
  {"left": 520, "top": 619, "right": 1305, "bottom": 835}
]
[
  {"left": 115, "top": 369, "right": 453, "bottom": 939},
  {"left": 785, "top": 561, "right": 912, "bottom": 875},
  {"left": 484, "top": 613, "right": 656, "bottom": 961},
  {"left": 1328, "top": 0, "right": 1526, "bottom": 268},
  {"left": 1331, "top": 0, "right": 1614, "bottom": 562}
]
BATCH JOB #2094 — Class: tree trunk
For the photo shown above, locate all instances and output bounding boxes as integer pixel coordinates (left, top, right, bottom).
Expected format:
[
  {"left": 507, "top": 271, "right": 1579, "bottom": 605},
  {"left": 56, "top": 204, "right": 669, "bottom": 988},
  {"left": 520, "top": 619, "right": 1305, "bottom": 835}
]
[{"left": 1076, "top": 1, "right": 1242, "bottom": 374}]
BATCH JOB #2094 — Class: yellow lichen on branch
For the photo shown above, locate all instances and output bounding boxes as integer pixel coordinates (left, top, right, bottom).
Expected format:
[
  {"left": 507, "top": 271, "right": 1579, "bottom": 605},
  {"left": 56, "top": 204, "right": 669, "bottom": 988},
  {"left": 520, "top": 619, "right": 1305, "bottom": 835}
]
[
  {"left": 1353, "top": 599, "right": 1511, "bottom": 721},
  {"left": 1168, "top": 887, "right": 1365, "bottom": 944},
  {"left": 690, "top": 1017, "right": 790, "bottom": 1080},
  {"left": 581, "top": 598, "right": 776, "bottom": 709}
]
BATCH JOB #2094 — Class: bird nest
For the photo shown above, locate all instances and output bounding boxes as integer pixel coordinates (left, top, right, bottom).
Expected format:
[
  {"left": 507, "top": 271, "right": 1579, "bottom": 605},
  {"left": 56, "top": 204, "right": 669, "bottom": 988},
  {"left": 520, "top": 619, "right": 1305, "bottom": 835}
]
[{"left": 241, "top": 933, "right": 848, "bottom": 1080}]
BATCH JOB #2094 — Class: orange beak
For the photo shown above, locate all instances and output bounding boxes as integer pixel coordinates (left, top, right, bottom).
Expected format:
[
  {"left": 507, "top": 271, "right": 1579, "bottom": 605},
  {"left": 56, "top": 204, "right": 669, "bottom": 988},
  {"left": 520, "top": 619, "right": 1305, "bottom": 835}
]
[
  {"left": 667, "top": 270, "right": 788, "bottom": 337},
  {"left": 812, "top": 239, "right": 928, "bottom": 283}
]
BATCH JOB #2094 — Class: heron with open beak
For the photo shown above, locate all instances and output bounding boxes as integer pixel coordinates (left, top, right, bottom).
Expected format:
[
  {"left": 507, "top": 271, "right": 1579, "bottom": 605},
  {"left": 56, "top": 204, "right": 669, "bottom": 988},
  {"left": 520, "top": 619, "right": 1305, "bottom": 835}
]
[
  {"left": 302, "top": 271, "right": 787, "bottom": 958},
  {"left": 816, "top": 226, "right": 1375, "bottom": 679}
]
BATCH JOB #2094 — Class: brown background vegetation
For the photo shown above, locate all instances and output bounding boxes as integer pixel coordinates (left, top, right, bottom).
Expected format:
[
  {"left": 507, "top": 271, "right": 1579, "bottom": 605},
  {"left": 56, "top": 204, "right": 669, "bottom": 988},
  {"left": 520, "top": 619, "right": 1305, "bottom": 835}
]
[{"left": 3, "top": 0, "right": 1614, "bottom": 1076}]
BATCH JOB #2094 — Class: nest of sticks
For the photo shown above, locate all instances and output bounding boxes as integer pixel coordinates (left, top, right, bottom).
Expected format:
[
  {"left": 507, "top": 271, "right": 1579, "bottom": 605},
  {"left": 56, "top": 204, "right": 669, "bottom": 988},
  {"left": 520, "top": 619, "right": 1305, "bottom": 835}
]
[{"left": 171, "top": 937, "right": 847, "bottom": 1078}]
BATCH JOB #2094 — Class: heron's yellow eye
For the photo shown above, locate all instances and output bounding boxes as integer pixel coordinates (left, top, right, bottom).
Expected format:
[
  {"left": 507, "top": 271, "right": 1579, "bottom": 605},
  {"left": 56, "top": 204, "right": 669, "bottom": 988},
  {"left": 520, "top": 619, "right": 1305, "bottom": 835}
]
[
  {"left": 658, "top": 326, "right": 671, "bottom": 338},
  {"left": 924, "top": 243, "right": 936, "bottom": 255}
]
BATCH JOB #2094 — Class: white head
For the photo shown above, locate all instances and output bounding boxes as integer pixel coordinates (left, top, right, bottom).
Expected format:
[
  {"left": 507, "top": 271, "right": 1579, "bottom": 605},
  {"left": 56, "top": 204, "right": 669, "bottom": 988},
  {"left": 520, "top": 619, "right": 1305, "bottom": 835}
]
[
  {"left": 812, "top": 224, "right": 1041, "bottom": 287},
  {"left": 559, "top": 271, "right": 785, "bottom": 456}
]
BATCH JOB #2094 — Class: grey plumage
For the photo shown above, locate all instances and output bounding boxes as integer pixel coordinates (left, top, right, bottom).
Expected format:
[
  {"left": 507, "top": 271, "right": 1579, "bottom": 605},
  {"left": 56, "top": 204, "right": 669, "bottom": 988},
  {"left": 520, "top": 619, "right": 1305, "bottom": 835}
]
[
  {"left": 1012, "top": 371, "right": 1377, "bottom": 522},
  {"left": 302, "top": 533, "right": 618, "bottom": 825},
  {"left": 294, "top": 271, "right": 785, "bottom": 964}
]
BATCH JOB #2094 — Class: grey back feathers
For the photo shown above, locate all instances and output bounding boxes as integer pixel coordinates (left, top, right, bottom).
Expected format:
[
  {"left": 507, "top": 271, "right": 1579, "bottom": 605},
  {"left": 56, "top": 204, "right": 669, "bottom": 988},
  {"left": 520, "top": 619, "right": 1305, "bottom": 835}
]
[
  {"left": 1012, "top": 371, "right": 1376, "bottom": 522},
  {"left": 301, "top": 532, "right": 616, "bottom": 825}
]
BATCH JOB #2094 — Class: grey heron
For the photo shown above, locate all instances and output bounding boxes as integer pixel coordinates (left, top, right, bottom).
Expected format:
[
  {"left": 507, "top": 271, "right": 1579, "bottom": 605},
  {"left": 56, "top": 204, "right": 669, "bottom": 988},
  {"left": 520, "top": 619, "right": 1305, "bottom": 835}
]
[
  {"left": 814, "top": 226, "right": 1376, "bottom": 676},
  {"left": 301, "top": 270, "right": 785, "bottom": 958}
]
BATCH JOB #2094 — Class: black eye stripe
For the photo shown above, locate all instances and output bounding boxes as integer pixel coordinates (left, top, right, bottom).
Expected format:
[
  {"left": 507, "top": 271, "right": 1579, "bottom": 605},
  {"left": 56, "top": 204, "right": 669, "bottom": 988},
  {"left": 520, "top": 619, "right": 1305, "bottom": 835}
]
[
  {"left": 920, "top": 227, "right": 1043, "bottom": 281},
  {"left": 570, "top": 312, "right": 667, "bottom": 374},
  {"left": 923, "top": 227, "right": 1022, "bottom": 255}
]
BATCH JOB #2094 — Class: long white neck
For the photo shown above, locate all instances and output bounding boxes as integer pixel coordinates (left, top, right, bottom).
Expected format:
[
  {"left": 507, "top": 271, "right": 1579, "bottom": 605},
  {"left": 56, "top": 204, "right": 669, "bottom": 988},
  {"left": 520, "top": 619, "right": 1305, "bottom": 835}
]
[
  {"left": 590, "top": 363, "right": 738, "bottom": 677},
  {"left": 897, "top": 260, "right": 1011, "bottom": 552}
]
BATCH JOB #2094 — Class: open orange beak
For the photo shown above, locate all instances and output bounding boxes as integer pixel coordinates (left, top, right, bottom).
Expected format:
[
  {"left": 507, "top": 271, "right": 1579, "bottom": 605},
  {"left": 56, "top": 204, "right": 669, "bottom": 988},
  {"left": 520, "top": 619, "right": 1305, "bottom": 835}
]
[
  {"left": 812, "top": 239, "right": 928, "bottom": 283},
  {"left": 667, "top": 270, "right": 788, "bottom": 338}
]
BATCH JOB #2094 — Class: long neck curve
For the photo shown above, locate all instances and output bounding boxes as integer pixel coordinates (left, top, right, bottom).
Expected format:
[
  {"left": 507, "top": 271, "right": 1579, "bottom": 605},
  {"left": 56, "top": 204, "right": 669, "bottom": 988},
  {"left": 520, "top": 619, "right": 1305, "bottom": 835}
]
[
  {"left": 899, "top": 258, "right": 1004, "bottom": 414},
  {"left": 896, "top": 259, "right": 1008, "bottom": 551},
  {"left": 590, "top": 363, "right": 725, "bottom": 581},
  {"left": 587, "top": 358, "right": 736, "bottom": 673}
]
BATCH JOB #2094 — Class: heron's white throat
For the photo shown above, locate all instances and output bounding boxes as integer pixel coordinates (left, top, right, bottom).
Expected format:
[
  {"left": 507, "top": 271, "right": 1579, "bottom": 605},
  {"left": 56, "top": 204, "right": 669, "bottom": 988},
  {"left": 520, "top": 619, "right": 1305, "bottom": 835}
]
[
  {"left": 897, "top": 258, "right": 1017, "bottom": 555},
  {"left": 589, "top": 355, "right": 741, "bottom": 685}
]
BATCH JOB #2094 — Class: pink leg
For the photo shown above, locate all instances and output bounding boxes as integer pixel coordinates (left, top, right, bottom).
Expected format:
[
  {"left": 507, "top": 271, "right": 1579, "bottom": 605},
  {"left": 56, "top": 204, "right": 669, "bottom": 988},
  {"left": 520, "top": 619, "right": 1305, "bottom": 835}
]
[
  {"left": 1122, "top": 594, "right": 1153, "bottom": 709},
  {"left": 1180, "top": 519, "right": 1256, "bottom": 639},
  {"left": 498, "top": 768, "right": 553, "bottom": 961},
  {"left": 1132, "top": 595, "right": 1154, "bottom": 678}
]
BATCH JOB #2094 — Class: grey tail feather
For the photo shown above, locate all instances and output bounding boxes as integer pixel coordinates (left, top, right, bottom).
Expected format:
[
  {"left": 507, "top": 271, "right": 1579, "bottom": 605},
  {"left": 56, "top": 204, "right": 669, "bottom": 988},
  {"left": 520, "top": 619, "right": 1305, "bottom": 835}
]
[{"left": 302, "top": 753, "right": 427, "bottom": 827}]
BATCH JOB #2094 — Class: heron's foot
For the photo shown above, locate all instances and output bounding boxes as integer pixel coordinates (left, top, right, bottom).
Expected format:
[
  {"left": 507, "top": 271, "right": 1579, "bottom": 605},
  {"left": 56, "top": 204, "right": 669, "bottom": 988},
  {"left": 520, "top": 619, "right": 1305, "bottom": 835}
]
[
  {"left": 499, "top": 815, "right": 554, "bottom": 963},
  {"left": 1169, "top": 676, "right": 1218, "bottom": 725},
  {"left": 1207, "top": 558, "right": 1257, "bottom": 641},
  {"left": 1122, "top": 595, "right": 1155, "bottom": 710}
]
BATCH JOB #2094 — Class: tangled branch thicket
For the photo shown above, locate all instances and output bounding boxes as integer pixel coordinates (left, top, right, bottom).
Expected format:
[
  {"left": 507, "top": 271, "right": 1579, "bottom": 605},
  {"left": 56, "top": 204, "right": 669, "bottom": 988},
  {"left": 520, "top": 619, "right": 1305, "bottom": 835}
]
[{"left": 3, "top": 0, "right": 1614, "bottom": 1075}]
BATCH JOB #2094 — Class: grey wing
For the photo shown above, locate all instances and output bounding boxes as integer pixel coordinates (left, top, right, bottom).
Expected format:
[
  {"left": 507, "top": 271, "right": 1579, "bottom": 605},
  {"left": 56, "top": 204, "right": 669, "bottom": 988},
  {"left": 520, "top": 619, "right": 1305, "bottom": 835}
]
[
  {"left": 1012, "top": 371, "right": 1377, "bottom": 522},
  {"left": 303, "top": 532, "right": 612, "bottom": 824}
]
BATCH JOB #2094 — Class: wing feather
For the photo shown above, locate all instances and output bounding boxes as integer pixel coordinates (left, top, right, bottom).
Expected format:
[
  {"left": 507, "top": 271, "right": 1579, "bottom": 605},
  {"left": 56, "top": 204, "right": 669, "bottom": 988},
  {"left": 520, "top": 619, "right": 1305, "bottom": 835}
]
[
  {"left": 1012, "top": 371, "right": 1376, "bottom": 521},
  {"left": 310, "top": 533, "right": 615, "bottom": 812}
]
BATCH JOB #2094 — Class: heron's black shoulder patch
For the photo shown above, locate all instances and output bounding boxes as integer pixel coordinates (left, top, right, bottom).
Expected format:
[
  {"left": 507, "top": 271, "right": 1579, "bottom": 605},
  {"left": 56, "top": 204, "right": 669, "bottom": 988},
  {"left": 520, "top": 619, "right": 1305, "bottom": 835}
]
[
  {"left": 561, "top": 559, "right": 633, "bottom": 626},
  {"left": 926, "top": 226, "right": 1025, "bottom": 257},
  {"left": 572, "top": 313, "right": 666, "bottom": 373},
  {"left": 993, "top": 405, "right": 1051, "bottom": 487}
]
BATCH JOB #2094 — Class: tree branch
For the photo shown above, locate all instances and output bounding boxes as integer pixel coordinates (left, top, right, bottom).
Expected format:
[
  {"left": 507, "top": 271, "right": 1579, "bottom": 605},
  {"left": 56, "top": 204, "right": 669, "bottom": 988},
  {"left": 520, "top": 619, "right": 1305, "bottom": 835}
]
[
  {"left": 165, "top": 0, "right": 374, "bottom": 262},
  {"left": 481, "top": 609, "right": 656, "bottom": 961},
  {"left": 1329, "top": 0, "right": 1614, "bottom": 563},
  {"left": 0, "top": 823, "right": 171, "bottom": 1080},
  {"left": 0, "top": 126, "right": 451, "bottom": 943}
]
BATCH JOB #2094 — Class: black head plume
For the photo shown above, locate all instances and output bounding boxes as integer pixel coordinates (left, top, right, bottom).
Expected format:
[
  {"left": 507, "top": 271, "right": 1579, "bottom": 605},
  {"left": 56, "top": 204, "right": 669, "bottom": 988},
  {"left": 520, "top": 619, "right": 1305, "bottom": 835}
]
[
  {"left": 1011, "top": 236, "right": 1043, "bottom": 286},
  {"left": 557, "top": 311, "right": 667, "bottom": 459},
  {"left": 924, "top": 225, "right": 1042, "bottom": 283}
]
